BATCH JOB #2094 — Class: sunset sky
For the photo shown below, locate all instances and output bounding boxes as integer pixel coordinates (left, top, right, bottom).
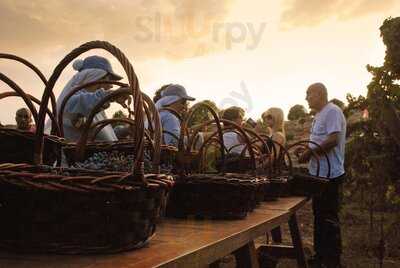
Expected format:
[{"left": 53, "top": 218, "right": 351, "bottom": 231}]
[{"left": 0, "top": 0, "right": 399, "bottom": 124}]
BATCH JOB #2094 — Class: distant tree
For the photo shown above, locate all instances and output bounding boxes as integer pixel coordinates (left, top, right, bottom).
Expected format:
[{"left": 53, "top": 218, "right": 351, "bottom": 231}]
[
  {"left": 288, "top": 104, "right": 307, "bottom": 121},
  {"left": 188, "top": 100, "right": 219, "bottom": 127},
  {"left": 286, "top": 132, "right": 295, "bottom": 142},
  {"left": 330, "top": 98, "right": 345, "bottom": 110},
  {"left": 344, "top": 17, "right": 400, "bottom": 266},
  {"left": 112, "top": 110, "right": 128, "bottom": 127},
  {"left": 254, "top": 119, "right": 270, "bottom": 134},
  {"left": 298, "top": 117, "right": 307, "bottom": 125},
  {"left": 113, "top": 110, "right": 127, "bottom": 119}
]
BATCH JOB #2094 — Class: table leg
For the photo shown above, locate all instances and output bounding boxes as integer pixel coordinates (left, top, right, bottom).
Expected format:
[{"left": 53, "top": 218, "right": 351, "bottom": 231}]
[
  {"left": 288, "top": 214, "right": 308, "bottom": 268},
  {"left": 209, "top": 260, "right": 220, "bottom": 268},
  {"left": 271, "top": 226, "right": 283, "bottom": 243},
  {"left": 233, "top": 240, "right": 260, "bottom": 268}
]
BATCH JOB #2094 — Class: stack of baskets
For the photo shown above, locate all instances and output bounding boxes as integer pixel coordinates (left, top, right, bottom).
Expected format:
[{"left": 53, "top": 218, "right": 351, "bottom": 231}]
[
  {"left": 0, "top": 41, "right": 173, "bottom": 254},
  {"left": 166, "top": 103, "right": 268, "bottom": 219},
  {"left": 166, "top": 173, "right": 262, "bottom": 219}
]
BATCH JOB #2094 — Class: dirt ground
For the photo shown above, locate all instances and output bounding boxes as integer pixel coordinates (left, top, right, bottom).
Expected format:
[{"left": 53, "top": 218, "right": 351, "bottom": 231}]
[
  {"left": 220, "top": 200, "right": 400, "bottom": 267},
  {"left": 274, "top": 201, "right": 400, "bottom": 268}
]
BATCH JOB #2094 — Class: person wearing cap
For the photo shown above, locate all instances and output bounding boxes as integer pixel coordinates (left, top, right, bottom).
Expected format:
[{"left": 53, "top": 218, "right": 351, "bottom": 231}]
[
  {"left": 52, "top": 55, "right": 128, "bottom": 142},
  {"left": 155, "top": 84, "right": 195, "bottom": 146}
]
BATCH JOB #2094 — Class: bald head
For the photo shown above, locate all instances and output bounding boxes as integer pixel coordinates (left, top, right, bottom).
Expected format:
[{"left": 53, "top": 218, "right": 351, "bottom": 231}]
[
  {"left": 308, "top": 83, "right": 328, "bottom": 99},
  {"left": 16, "top": 108, "right": 31, "bottom": 117},
  {"left": 306, "top": 83, "right": 328, "bottom": 112},
  {"left": 15, "top": 108, "right": 33, "bottom": 130}
]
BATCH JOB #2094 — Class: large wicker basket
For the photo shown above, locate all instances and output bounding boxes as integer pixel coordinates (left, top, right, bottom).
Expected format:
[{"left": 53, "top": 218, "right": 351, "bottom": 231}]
[
  {"left": 0, "top": 41, "right": 173, "bottom": 254},
  {"left": 0, "top": 163, "right": 172, "bottom": 254}
]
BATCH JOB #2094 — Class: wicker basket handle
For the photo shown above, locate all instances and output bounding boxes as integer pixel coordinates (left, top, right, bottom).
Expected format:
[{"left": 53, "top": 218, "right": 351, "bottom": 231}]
[
  {"left": 240, "top": 127, "right": 275, "bottom": 174},
  {"left": 86, "top": 91, "right": 161, "bottom": 173},
  {"left": 74, "top": 88, "right": 132, "bottom": 158},
  {"left": 35, "top": 41, "right": 145, "bottom": 180},
  {"left": 58, "top": 80, "right": 128, "bottom": 137},
  {"left": 179, "top": 102, "right": 225, "bottom": 173},
  {"left": 242, "top": 127, "right": 272, "bottom": 155},
  {"left": 0, "top": 53, "right": 58, "bottom": 134},
  {"left": 89, "top": 119, "right": 153, "bottom": 149},
  {"left": 195, "top": 119, "right": 257, "bottom": 173},
  {"left": 88, "top": 118, "right": 135, "bottom": 142},
  {"left": 286, "top": 140, "right": 331, "bottom": 178},
  {"left": 0, "top": 91, "right": 61, "bottom": 136},
  {"left": 258, "top": 133, "right": 277, "bottom": 160},
  {"left": 141, "top": 93, "right": 162, "bottom": 171},
  {"left": 60, "top": 82, "right": 161, "bottom": 173},
  {"left": 0, "top": 73, "right": 39, "bottom": 126}
]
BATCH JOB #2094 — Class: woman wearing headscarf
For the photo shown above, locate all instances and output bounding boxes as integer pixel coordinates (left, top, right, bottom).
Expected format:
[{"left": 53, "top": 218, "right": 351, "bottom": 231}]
[
  {"left": 49, "top": 55, "right": 125, "bottom": 142},
  {"left": 155, "top": 84, "right": 195, "bottom": 147}
]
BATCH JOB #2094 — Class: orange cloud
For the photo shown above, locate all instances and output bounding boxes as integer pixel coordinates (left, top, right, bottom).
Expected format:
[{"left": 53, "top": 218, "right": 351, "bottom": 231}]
[
  {"left": 0, "top": 0, "right": 234, "bottom": 60},
  {"left": 280, "top": 0, "right": 397, "bottom": 28}
]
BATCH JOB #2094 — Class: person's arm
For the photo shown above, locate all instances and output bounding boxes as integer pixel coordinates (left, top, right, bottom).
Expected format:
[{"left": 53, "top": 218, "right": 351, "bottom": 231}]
[
  {"left": 162, "top": 113, "right": 181, "bottom": 147},
  {"left": 298, "top": 132, "right": 338, "bottom": 163},
  {"left": 66, "top": 89, "right": 109, "bottom": 116},
  {"left": 270, "top": 132, "right": 286, "bottom": 157}
]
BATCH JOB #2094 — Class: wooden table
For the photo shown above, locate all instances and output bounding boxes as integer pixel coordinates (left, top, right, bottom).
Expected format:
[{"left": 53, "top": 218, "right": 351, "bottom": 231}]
[
  {"left": 258, "top": 197, "right": 310, "bottom": 268},
  {"left": 0, "top": 197, "right": 308, "bottom": 268}
]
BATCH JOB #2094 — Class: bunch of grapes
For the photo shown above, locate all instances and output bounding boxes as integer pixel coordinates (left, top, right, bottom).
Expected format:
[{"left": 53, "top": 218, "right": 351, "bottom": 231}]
[{"left": 73, "top": 150, "right": 153, "bottom": 172}]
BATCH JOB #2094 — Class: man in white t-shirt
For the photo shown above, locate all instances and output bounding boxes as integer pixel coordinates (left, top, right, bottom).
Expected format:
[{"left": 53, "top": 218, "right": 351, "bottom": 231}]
[{"left": 298, "top": 83, "right": 346, "bottom": 268}]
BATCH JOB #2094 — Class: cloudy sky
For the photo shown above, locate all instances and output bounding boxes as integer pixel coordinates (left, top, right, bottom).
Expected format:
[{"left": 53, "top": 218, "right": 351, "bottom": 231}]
[{"left": 0, "top": 0, "right": 399, "bottom": 123}]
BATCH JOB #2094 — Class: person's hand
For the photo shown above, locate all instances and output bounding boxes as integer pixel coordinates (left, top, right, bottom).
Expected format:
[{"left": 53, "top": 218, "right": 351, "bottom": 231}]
[
  {"left": 296, "top": 148, "right": 312, "bottom": 164},
  {"left": 115, "top": 94, "right": 132, "bottom": 108},
  {"left": 294, "top": 147, "right": 304, "bottom": 157},
  {"left": 255, "top": 123, "right": 263, "bottom": 133},
  {"left": 102, "top": 102, "right": 111, "bottom": 109}
]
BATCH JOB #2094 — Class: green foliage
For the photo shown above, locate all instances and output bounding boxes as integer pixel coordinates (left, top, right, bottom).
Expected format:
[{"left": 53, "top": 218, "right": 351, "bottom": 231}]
[
  {"left": 330, "top": 98, "right": 345, "bottom": 110},
  {"left": 298, "top": 117, "right": 306, "bottom": 125},
  {"left": 380, "top": 17, "right": 400, "bottom": 80},
  {"left": 288, "top": 104, "right": 307, "bottom": 121},
  {"left": 286, "top": 132, "right": 295, "bottom": 142},
  {"left": 187, "top": 100, "right": 219, "bottom": 127},
  {"left": 112, "top": 110, "right": 128, "bottom": 127},
  {"left": 345, "top": 16, "right": 400, "bottom": 265},
  {"left": 112, "top": 110, "right": 127, "bottom": 119}
]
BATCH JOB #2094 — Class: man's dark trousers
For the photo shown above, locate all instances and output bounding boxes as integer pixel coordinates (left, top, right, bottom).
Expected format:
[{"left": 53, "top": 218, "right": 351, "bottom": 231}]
[{"left": 312, "top": 174, "right": 344, "bottom": 267}]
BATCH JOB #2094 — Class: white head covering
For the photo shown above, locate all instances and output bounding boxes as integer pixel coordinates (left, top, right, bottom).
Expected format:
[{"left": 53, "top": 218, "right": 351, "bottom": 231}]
[
  {"left": 56, "top": 68, "right": 107, "bottom": 114},
  {"left": 44, "top": 58, "right": 118, "bottom": 142},
  {"left": 44, "top": 67, "right": 107, "bottom": 133},
  {"left": 155, "top": 95, "right": 181, "bottom": 111}
]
